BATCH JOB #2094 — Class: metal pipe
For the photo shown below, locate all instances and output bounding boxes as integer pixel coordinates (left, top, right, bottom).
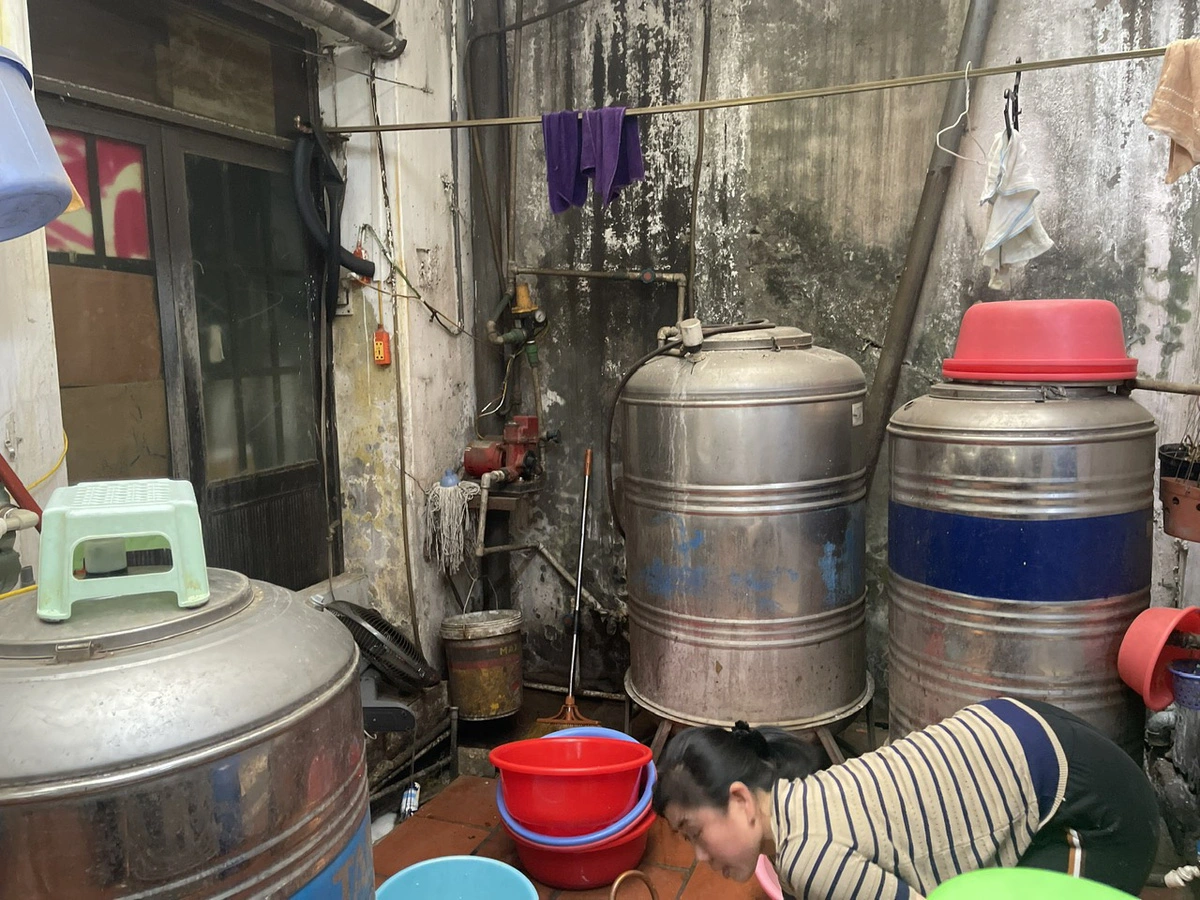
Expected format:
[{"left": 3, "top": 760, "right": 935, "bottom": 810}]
[
  {"left": 685, "top": 0, "right": 714, "bottom": 320},
  {"left": 514, "top": 265, "right": 685, "bottom": 284},
  {"left": 369, "top": 756, "right": 453, "bottom": 806},
  {"left": 506, "top": 0, "right": 525, "bottom": 279},
  {"left": 861, "top": 0, "right": 998, "bottom": 491},
  {"left": 523, "top": 679, "right": 627, "bottom": 702},
  {"left": 564, "top": 449, "right": 593, "bottom": 698},
  {"left": 0, "top": 455, "right": 40, "bottom": 532},
  {"left": 474, "top": 471, "right": 504, "bottom": 556},
  {"left": 478, "top": 541, "right": 539, "bottom": 556},
  {"left": 0, "top": 507, "right": 40, "bottom": 538},
  {"left": 515, "top": 266, "right": 686, "bottom": 320},
  {"left": 1133, "top": 377, "right": 1200, "bottom": 397},
  {"left": 535, "top": 544, "right": 612, "bottom": 618},
  {"left": 369, "top": 715, "right": 452, "bottom": 794},
  {"left": 248, "top": 0, "right": 405, "bottom": 57},
  {"left": 449, "top": 707, "right": 459, "bottom": 778},
  {"left": 529, "top": 356, "right": 543, "bottom": 436},
  {"left": 326, "top": 44, "right": 1165, "bottom": 134}
]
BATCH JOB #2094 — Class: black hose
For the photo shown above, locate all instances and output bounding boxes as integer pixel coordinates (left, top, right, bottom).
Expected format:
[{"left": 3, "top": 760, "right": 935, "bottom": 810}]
[
  {"left": 292, "top": 135, "right": 376, "bottom": 280},
  {"left": 605, "top": 320, "right": 776, "bottom": 538},
  {"left": 323, "top": 175, "right": 345, "bottom": 320}
]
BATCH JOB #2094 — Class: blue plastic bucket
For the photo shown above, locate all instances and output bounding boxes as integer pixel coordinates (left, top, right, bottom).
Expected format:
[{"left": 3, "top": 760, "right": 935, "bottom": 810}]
[
  {"left": 1170, "top": 658, "right": 1200, "bottom": 711},
  {"left": 376, "top": 856, "right": 537, "bottom": 900},
  {"left": 0, "top": 45, "right": 72, "bottom": 242}
]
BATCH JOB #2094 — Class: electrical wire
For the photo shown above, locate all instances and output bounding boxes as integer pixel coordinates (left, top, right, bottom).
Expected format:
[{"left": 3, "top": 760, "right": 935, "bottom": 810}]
[
  {"left": 358, "top": 202, "right": 471, "bottom": 339},
  {"left": 26, "top": 432, "right": 68, "bottom": 490},
  {"left": 605, "top": 321, "right": 776, "bottom": 538},
  {"left": 0, "top": 584, "right": 36, "bottom": 602},
  {"left": 369, "top": 60, "right": 423, "bottom": 653},
  {"left": 476, "top": 354, "right": 516, "bottom": 437}
]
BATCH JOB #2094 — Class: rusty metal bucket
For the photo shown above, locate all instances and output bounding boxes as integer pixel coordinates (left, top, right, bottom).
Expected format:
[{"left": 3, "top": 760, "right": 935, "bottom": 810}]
[{"left": 440, "top": 609, "right": 523, "bottom": 720}]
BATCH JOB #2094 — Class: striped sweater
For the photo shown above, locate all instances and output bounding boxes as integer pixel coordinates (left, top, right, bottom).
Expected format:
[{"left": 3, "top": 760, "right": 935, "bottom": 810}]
[{"left": 771, "top": 698, "right": 1068, "bottom": 900}]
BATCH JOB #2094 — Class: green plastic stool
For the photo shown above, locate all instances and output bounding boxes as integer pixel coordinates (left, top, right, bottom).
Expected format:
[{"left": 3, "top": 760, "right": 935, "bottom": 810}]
[
  {"left": 36, "top": 479, "right": 210, "bottom": 622},
  {"left": 928, "top": 868, "right": 1138, "bottom": 900}
]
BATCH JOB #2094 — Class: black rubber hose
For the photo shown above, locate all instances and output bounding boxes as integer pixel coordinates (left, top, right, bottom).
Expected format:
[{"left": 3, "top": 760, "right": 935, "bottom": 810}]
[
  {"left": 293, "top": 135, "right": 376, "bottom": 280},
  {"left": 323, "top": 175, "right": 345, "bottom": 319},
  {"left": 605, "top": 320, "right": 776, "bottom": 538}
]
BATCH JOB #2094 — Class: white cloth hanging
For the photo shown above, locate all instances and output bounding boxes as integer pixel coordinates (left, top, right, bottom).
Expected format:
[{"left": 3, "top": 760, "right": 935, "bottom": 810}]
[{"left": 979, "top": 129, "right": 1054, "bottom": 290}]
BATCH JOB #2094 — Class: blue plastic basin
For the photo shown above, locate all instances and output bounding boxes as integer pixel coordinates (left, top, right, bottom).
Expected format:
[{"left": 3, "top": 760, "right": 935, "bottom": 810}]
[
  {"left": 376, "top": 856, "right": 538, "bottom": 900},
  {"left": 0, "top": 45, "right": 72, "bottom": 242}
]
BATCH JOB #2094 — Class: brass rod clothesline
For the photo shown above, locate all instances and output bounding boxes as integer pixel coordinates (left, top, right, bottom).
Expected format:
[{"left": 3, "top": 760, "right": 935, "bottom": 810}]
[{"left": 327, "top": 44, "right": 1168, "bottom": 134}]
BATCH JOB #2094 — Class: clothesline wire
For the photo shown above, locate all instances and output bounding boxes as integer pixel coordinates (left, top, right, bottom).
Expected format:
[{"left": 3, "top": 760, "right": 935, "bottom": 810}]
[{"left": 326, "top": 44, "right": 1168, "bottom": 135}]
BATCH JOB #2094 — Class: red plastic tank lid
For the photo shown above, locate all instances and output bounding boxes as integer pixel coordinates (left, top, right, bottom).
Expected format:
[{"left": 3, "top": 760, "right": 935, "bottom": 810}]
[{"left": 941, "top": 298, "right": 1138, "bottom": 383}]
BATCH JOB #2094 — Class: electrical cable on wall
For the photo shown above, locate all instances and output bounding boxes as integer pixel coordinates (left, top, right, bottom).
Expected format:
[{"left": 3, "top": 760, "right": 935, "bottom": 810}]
[
  {"left": 26, "top": 431, "right": 68, "bottom": 491},
  {"left": 368, "top": 59, "right": 424, "bottom": 651},
  {"left": 358, "top": 223, "right": 471, "bottom": 338}
]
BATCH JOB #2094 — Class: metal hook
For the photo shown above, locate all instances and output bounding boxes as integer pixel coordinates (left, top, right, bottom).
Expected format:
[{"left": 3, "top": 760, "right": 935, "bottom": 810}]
[{"left": 1004, "top": 57, "right": 1022, "bottom": 138}]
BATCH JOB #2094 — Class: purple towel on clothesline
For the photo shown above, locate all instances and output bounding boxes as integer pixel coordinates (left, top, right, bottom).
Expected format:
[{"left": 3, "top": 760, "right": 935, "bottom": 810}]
[
  {"left": 541, "top": 107, "right": 645, "bottom": 214},
  {"left": 581, "top": 107, "right": 645, "bottom": 206},
  {"left": 542, "top": 111, "right": 588, "bottom": 214}
]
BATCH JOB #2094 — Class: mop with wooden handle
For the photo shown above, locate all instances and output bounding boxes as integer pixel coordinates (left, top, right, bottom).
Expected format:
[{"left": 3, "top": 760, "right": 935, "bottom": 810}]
[{"left": 539, "top": 448, "right": 601, "bottom": 728}]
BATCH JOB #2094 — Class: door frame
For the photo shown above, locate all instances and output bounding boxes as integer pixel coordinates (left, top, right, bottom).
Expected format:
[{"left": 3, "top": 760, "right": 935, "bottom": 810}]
[
  {"left": 161, "top": 127, "right": 343, "bottom": 574},
  {"left": 36, "top": 99, "right": 344, "bottom": 580}
]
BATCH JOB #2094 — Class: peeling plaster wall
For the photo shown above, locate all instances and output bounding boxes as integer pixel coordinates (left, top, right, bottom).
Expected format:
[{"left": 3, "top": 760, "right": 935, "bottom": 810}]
[
  {"left": 0, "top": 0, "right": 69, "bottom": 576},
  {"left": 319, "top": 0, "right": 475, "bottom": 665},
  {"left": 472, "top": 0, "right": 1200, "bottom": 705}
]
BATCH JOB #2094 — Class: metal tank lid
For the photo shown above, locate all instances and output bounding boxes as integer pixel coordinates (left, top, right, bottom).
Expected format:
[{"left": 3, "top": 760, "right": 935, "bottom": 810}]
[
  {"left": 0, "top": 568, "right": 360, "bottom": 792},
  {"left": 0, "top": 568, "right": 254, "bottom": 660},
  {"left": 701, "top": 325, "right": 813, "bottom": 350},
  {"left": 440, "top": 608, "right": 522, "bottom": 640}
]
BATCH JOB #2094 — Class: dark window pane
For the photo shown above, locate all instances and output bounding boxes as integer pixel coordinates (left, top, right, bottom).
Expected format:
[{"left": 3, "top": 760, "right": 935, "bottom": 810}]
[
  {"left": 184, "top": 155, "right": 226, "bottom": 266},
  {"left": 185, "top": 154, "right": 317, "bottom": 480},
  {"left": 241, "top": 374, "right": 281, "bottom": 472}
]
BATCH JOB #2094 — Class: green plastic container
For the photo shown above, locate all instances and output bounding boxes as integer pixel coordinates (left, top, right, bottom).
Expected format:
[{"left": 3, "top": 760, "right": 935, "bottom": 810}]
[{"left": 927, "top": 868, "right": 1137, "bottom": 900}]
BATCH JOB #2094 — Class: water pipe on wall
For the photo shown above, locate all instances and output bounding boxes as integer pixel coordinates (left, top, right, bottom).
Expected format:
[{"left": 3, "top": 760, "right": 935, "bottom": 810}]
[{"left": 512, "top": 267, "right": 687, "bottom": 324}]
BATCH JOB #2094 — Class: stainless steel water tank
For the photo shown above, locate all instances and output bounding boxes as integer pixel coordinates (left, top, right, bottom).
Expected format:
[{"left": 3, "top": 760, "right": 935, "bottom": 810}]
[
  {"left": 0, "top": 569, "right": 373, "bottom": 899},
  {"left": 619, "top": 325, "right": 871, "bottom": 730},
  {"left": 887, "top": 383, "right": 1156, "bottom": 753}
]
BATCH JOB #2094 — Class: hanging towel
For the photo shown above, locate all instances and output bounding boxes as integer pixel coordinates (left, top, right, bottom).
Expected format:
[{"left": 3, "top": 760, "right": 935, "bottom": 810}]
[
  {"left": 1144, "top": 39, "right": 1200, "bottom": 184},
  {"left": 581, "top": 107, "right": 645, "bottom": 206},
  {"left": 542, "top": 111, "right": 589, "bottom": 214},
  {"left": 979, "top": 129, "right": 1054, "bottom": 291}
]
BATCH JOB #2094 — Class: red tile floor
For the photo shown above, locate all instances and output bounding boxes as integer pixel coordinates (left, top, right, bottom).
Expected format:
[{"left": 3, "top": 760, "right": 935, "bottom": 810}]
[
  {"left": 372, "top": 774, "right": 769, "bottom": 899},
  {"left": 372, "top": 774, "right": 1181, "bottom": 900}
]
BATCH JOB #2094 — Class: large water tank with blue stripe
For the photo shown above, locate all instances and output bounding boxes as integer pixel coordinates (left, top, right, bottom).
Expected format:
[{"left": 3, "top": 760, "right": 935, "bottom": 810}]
[{"left": 886, "top": 299, "right": 1155, "bottom": 754}]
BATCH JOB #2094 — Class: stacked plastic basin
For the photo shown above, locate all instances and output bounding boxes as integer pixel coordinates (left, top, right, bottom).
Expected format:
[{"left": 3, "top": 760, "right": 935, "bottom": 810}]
[{"left": 489, "top": 727, "right": 656, "bottom": 890}]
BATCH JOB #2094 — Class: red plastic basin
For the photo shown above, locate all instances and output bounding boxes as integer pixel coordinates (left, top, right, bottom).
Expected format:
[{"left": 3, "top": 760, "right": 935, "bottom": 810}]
[
  {"left": 942, "top": 299, "right": 1137, "bottom": 383},
  {"left": 489, "top": 737, "right": 651, "bottom": 836},
  {"left": 507, "top": 807, "right": 655, "bottom": 889},
  {"left": 1119, "top": 606, "right": 1200, "bottom": 710}
]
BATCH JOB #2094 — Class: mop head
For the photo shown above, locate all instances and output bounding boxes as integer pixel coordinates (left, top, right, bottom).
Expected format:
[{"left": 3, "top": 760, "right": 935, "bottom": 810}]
[{"left": 423, "top": 471, "right": 480, "bottom": 573}]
